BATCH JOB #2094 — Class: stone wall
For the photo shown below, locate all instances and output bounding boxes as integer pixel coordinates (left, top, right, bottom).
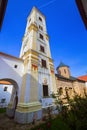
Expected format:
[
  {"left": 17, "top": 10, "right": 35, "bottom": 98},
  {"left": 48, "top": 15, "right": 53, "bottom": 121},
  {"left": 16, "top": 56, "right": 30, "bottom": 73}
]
[{"left": 55, "top": 77, "right": 86, "bottom": 104}]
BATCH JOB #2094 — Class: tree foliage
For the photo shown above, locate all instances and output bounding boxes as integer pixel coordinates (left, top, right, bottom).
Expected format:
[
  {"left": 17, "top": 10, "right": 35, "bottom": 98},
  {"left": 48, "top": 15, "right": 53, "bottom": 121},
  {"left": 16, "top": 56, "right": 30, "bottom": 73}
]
[{"left": 53, "top": 88, "right": 87, "bottom": 130}]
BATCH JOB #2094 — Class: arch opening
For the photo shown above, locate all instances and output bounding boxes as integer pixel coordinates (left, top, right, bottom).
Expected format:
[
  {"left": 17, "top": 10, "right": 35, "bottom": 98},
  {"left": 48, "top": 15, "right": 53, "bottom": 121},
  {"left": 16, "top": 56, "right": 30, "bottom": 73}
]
[{"left": 0, "top": 78, "right": 19, "bottom": 118}]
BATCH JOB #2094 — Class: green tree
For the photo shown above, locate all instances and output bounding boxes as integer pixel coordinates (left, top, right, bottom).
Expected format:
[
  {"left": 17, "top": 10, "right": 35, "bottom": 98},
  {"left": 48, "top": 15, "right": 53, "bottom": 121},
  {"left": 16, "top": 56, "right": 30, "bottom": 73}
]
[{"left": 53, "top": 87, "right": 87, "bottom": 130}]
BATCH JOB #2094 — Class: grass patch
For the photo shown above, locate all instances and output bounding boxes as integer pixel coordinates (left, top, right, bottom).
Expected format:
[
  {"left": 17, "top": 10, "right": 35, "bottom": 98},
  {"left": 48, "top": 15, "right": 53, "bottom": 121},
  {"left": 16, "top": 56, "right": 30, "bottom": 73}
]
[
  {"left": 30, "top": 116, "right": 71, "bottom": 130},
  {"left": 0, "top": 108, "right": 6, "bottom": 113}
]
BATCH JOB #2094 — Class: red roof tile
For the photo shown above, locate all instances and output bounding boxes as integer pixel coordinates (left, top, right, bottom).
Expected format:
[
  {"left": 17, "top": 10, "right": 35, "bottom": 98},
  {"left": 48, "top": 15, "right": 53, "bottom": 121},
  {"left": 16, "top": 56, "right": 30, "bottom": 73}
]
[
  {"left": 78, "top": 75, "right": 87, "bottom": 82},
  {"left": 0, "top": 81, "right": 11, "bottom": 85}
]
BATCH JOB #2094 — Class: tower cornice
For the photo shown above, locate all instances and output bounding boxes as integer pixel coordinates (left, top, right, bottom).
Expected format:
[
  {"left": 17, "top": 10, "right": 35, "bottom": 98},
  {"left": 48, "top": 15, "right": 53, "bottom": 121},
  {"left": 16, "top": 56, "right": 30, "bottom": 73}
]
[
  {"left": 21, "top": 49, "right": 54, "bottom": 63},
  {"left": 28, "top": 23, "right": 38, "bottom": 32}
]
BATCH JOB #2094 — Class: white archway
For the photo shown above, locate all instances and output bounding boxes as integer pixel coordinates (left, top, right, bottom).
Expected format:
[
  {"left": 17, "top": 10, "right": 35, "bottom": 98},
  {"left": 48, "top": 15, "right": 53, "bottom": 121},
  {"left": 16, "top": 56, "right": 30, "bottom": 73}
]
[{"left": 0, "top": 78, "right": 19, "bottom": 118}]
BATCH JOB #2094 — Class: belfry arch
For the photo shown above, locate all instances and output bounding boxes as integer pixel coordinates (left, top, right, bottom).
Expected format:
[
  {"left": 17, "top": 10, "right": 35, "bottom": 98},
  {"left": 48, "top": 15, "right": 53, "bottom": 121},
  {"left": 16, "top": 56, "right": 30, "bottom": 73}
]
[{"left": 0, "top": 78, "right": 19, "bottom": 118}]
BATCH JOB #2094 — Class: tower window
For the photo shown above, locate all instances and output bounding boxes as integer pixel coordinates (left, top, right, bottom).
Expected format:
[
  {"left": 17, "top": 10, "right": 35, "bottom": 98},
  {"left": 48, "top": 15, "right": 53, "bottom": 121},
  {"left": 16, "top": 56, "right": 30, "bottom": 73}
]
[
  {"left": 41, "top": 59, "right": 47, "bottom": 68},
  {"left": 14, "top": 65, "right": 18, "bottom": 68},
  {"left": 4, "top": 86, "right": 8, "bottom": 91},
  {"left": 39, "top": 34, "right": 44, "bottom": 40},
  {"left": 39, "top": 17, "right": 42, "bottom": 22},
  {"left": 43, "top": 85, "right": 48, "bottom": 97},
  {"left": 40, "top": 45, "right": 45, "bottom": 53},
  {"left": 39, "top": 25, "right": 43, "bottom": 31}
]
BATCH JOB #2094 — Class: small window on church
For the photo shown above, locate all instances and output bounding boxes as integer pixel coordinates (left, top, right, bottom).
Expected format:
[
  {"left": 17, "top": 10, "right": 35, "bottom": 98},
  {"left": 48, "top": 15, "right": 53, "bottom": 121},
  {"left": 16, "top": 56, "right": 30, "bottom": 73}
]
[
  {"left": 4, "top": 87, "right": 8, "bottom": 91},
  {"left": 39, "top": 17, "right": 42, "bottom": 22},
  {"left": 64, "top": 69, "right": 66, "bottom": 74},
  {"left": 14, "top": 65, "right": 18, "bottom": 68},
  {"left": 39, "top": 25, "right": 43, "bottom": 31},
  {"left": 59, "top": 87, "right": 63, "bottom": 95},
  {"left": 43, "top": 85, "right": 48, "bottom": 97},
  {"left": 1, "top": 98, "right": 6, "bottom": 103},
  {"left": 39, "top": 34, "right": 44, "bottom": 40},
  {"left": 40, "top": 45, "right": 45, "bottom": 53},
  {"left": 41, "top": 59, "right": 47, "bottom": 68}
]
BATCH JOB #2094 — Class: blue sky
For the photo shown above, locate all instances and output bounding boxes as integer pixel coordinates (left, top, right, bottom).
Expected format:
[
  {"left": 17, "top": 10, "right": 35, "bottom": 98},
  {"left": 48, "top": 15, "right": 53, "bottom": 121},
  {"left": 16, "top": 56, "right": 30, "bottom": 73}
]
[{"left": 0, "top": 0, "right": 87, "bottom": 77}]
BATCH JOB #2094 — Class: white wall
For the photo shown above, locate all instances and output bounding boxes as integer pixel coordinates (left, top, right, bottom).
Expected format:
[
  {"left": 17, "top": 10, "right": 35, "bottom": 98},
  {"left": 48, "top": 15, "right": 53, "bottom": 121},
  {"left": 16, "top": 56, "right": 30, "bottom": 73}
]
[
  {"left": 0, "top": 54, "right": 24, "bottom": 102},
  {"left": 85, "top": 82, "right": 87, "bottom": 87},
  {"left": 0, "top": 84, "right": 13, "bottom": 107}
]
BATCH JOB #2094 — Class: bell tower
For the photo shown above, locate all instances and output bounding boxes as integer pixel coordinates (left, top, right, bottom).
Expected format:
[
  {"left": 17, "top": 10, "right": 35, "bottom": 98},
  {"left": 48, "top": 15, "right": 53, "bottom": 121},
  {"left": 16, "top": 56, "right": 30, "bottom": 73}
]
[
  {"left": 56, "top": 62, "right": 71, "bottom": 78},
  {"left": 15, "top": 7, "right": 56, "bottom": 123}
]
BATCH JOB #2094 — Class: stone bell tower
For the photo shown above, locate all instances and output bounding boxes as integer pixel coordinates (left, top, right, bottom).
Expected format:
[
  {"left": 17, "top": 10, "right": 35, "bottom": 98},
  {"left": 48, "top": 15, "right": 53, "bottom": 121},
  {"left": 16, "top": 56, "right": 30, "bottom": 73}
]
[{"left": 15, "top": 7, "right": 56, "bottom": 123}]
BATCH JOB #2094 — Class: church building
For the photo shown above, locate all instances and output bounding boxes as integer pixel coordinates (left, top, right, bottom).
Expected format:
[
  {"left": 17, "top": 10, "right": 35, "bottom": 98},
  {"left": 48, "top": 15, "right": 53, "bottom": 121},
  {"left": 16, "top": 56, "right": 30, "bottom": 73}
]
[{"left": 55, "top": 62, "right": 86, "bottom": 104}]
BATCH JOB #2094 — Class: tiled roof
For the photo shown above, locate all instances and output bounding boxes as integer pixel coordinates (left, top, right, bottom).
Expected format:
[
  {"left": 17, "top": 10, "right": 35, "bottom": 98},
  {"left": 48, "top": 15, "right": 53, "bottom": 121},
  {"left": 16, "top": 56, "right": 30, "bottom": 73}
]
[
  {"left": 0, "top": 80, "right": 11, "bottom": 85},
  {"left": 55, "top": 74, "right": 76, "bottom": 81},
  {"left": 55, "top": 74, "right": 85, "bottom": 82},
  {"left": 78, "top": 75, "right": 87, "bottom": 82},
  {"left": 56, "top": 62, "right": 69, "bottom": 70},
  {"left": 70, "top": 76, "right": 77, "bottom": 80}
]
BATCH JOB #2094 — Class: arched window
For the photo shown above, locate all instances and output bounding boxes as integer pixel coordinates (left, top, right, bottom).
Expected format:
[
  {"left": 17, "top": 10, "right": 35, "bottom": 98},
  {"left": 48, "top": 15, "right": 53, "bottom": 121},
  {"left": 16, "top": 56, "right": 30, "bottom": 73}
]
[
  {"left": 59, "top": 87, "right": 63, "bottom": 95},
  {"left": 39, "top": 17, "right": 42, "bottom": 22},
  {"left": 64, "top": 69, "right": 66, "bottom": 74}
]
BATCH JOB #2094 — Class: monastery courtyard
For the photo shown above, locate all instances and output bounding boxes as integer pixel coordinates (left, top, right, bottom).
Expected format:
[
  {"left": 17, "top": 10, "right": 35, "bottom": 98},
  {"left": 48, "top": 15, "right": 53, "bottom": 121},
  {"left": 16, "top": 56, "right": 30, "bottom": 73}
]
[{"left": 0, "top": 112, "right": 43, "bottom": 130}]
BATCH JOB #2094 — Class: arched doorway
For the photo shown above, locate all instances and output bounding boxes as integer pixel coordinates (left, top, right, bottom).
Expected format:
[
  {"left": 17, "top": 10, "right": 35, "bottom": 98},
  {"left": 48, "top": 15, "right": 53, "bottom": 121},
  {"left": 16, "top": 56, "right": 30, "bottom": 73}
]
[{"left": 0, "top": 78, "right": 18, "bottom": 118}]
